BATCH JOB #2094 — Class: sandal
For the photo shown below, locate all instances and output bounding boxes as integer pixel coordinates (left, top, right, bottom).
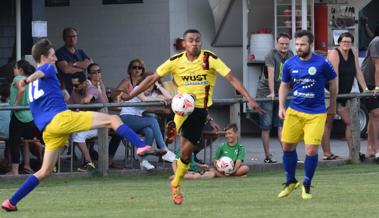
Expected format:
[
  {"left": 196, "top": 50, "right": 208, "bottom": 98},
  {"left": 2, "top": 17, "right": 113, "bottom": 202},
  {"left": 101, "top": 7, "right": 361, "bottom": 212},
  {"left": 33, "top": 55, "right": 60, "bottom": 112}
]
[
  {"left": 323, "top": 153, "right": 338, "bottom": 160},
  {"left": 22, "top": 168, "right": 34, "bottom": 174}
]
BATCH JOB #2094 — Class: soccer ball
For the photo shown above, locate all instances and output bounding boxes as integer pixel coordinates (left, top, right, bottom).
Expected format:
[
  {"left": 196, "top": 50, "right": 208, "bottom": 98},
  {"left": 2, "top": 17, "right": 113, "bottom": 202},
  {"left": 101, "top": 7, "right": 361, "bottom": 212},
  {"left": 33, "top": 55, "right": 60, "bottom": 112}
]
[
  {"left": 171, "top": 93, "right": 195, "bottom": 116},
  {"left": 216, "top": 156, "right": 234, "bottom": 174}
]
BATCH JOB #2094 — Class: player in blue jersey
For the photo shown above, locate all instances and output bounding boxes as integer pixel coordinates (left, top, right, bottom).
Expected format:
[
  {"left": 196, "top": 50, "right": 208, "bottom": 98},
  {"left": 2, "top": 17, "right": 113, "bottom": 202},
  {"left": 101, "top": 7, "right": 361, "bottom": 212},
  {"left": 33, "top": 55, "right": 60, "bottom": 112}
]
[
  {"left": 2, "top": 39, "right": 158, "bottom": 212},
  {"left": 277, "top": 30, "right": 337, "bottom": 200}
]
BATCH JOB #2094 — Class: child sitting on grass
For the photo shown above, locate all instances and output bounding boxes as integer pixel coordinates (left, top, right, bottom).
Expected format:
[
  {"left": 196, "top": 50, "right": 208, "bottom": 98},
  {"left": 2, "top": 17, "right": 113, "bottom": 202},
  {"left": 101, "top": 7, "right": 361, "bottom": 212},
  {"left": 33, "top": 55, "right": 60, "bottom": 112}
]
[{"left": 210, "top": 123, "right": 249, "bottom": 177}]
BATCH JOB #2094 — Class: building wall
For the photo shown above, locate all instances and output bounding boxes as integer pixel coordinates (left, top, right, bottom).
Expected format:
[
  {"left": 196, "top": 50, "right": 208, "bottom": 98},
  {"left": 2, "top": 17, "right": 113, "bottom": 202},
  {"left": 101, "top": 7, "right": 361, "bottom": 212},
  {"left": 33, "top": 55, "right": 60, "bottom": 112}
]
[
  {"left": 46, "top": 0, "right": 170, "bottom": 87},
  {"left": 45, "top": 0, "right": 248, "bottom": 131},
  {"left": 0, "top": 0, "right": 15, "bottom": 67}
]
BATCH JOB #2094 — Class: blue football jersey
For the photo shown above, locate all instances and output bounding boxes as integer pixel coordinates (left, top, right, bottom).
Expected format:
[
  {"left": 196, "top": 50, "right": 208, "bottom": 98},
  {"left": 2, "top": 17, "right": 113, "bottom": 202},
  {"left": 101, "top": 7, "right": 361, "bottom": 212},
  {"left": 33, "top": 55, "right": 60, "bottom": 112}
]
[
  {"left": 28, "top": 64, "right": 68, "bottom": 131},
  {"left": 282, "top": 54, "right": 336, "bottom": 114}
]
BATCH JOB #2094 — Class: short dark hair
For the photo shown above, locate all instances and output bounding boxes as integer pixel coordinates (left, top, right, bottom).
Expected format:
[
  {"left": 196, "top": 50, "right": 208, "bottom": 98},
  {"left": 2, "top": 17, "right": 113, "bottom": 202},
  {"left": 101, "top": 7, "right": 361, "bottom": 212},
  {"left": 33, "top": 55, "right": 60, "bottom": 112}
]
[
  {"left": 294, "top": 30, "right": 314, "bottom": 44},
  {"left": 224, "top": 123, "right": 238, "bottom": 132},
  {"left": 337, "top": 32, "right": 354, "bottom": 44},
  {"left": 62, "top": 27, "right": 77, "bottom": 38},
  {"left": 276, "top": 32, "right": 291, "bottom": 41},
  {"left": 15, "top": 60, "right": 35, "bottom": 76},
  {"left": 31, "top": 39, "right": 54, "bottom": 63},
  {"left": 72, "top": 72, "right": 86, "bottom": 84},
  {"left": 183, "top": 29, "right": 201, "bottom": 38}
]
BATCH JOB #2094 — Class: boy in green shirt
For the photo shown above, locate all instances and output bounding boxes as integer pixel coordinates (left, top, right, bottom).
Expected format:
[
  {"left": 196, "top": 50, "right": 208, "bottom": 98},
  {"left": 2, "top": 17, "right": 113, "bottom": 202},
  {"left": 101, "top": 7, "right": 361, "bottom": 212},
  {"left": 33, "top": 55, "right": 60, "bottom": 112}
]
[{"left": 211, "top": 123, "right": 250, "bottom": 177}]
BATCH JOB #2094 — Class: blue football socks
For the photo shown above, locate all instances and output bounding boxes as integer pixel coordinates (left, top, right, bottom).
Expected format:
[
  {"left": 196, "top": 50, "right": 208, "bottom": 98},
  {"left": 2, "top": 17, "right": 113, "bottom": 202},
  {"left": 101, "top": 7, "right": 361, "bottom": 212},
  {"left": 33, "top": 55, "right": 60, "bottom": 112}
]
[
  {"left": 304, "top": 154, "right": 318, "bottom": 186},
  {"left": 116, "top": 125, "right": 145, "bottom": 148},
  {"left": 9, "top": 175, "right": 40, "bottom": 205},
  {"left": 283, "top": 150, "right": 298, "bottom": 183}
]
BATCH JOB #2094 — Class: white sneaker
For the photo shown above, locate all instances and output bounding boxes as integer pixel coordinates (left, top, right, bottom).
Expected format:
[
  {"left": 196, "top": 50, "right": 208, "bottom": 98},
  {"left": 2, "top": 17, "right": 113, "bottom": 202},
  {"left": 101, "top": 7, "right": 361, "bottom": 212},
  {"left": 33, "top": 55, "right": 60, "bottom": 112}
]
[
  {"left": 140, "top": 160, "right": 155, "bottom": 170},
  {"left": 162, "top": 150, "right": 176, "bottom": 162}
]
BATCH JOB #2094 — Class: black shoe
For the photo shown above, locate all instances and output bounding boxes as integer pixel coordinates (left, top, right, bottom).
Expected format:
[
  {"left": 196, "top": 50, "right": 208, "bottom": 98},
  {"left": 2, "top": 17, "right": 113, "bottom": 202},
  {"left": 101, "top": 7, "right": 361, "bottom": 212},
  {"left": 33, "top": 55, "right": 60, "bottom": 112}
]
[
  {"left": 264, "top": 155, "right": 277, "bottom": 163},
  {"left": 77, "top": 161, "right": 96, "bottom": 172}
]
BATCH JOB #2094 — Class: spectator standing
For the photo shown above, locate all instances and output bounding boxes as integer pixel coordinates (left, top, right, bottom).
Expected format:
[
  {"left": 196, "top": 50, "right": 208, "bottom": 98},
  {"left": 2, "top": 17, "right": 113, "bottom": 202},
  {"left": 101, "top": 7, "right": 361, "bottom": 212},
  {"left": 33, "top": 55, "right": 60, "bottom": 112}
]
[
  {"left": 56, "top": 27, "right": 93, "bottom": 94},
  {"left": 321, "top": 32, "right": 369, "bottom": 160},
  {"left": 361, "top": 32, "right": 379, "bottom": 160},
  {"left": 7, "top": 60, "right": 36, "bottom": 175},
  {"left": 256, "top": 33, "right": 294, "bottom": 163}
]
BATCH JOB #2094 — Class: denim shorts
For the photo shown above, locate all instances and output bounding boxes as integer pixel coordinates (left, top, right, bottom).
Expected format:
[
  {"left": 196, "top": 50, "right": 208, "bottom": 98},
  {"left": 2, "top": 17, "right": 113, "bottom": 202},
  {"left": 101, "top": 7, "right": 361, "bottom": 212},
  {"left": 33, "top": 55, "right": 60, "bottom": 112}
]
[{"left": 258, "top": 101, "right": 283, "bottom": 130}]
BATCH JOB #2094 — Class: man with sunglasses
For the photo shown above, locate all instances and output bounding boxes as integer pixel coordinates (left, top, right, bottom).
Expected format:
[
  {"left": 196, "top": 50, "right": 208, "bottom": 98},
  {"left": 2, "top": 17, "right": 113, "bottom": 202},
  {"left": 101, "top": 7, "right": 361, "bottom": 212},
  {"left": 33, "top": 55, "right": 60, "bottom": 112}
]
[
  {"left": 123, "top": 29, "right": 263, "bottom": 205},
  {"left": 56, "top": 27, "right": 93, "bottom": 94},
  {"left": 67, "top": 72, "right": 103, "bottom": 172}
]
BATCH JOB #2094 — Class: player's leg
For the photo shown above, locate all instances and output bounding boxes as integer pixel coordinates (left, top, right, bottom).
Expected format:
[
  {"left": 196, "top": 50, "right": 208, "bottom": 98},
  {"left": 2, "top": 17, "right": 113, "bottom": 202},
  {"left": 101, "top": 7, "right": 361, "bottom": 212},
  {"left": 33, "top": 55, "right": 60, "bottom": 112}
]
[
  {"left": 2, "top": 147, "right": 59, "bottom": 212},
  {"left": 170, "top": 108, "right": 207, "bottom": 204},
  {"left": 278, "top": 108, "right": 302, "bottom": 198},
  {"left": 302, "top": 113, "right": 327, "bottom": 200},
  {"left": 90, "top": 112, "right": 156, "bottom": 155}
]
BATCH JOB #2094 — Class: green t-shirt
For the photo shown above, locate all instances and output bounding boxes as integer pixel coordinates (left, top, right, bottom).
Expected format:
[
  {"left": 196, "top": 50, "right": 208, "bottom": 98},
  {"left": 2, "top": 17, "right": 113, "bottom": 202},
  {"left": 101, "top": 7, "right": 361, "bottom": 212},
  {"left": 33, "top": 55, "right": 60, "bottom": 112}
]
[
  {"left": 10, "top": 75, "right": 33, "bottom": 123},
  {"left": 175, "top": 148, "right": 197, "bottom": 172},
  {"left": 213, "top": 142, "right": 246, "bottom": 163}
]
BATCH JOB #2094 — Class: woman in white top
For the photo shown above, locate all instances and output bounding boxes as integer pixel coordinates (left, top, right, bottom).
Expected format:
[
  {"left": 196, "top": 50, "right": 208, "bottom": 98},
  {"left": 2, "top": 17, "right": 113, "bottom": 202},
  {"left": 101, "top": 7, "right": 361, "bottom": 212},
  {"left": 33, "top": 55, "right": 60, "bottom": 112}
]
[{"left": 117, "top": 59, "right": 176, "bottom": 170}]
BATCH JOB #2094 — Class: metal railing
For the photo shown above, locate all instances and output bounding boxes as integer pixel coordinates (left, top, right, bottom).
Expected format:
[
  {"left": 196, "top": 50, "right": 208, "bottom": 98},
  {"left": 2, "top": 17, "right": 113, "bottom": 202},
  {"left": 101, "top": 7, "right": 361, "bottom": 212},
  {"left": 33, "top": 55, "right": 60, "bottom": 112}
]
[{"left": 0, "top": 92, "right": 377, "bottom": 175}]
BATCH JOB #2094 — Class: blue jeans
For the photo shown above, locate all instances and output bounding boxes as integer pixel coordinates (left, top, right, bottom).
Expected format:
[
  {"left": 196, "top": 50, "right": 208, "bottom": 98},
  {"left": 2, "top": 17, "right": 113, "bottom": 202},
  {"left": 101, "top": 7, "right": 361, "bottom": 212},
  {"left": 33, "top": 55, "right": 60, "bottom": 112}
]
[
  {"left": 258, "top": 101, "right": 282, "bottom": 130},
  {"left": 120, "top": 114, "right": 166, "bottom": 149}
]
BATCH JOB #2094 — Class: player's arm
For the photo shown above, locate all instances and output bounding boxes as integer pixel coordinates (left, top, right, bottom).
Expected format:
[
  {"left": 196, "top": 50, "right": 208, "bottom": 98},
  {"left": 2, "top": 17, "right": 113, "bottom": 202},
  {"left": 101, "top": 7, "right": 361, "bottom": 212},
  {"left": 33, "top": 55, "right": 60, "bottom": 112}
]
[
  {"left": 22, "top": 71, "right": 45, "bottom": 87},
  {"left": 278, "top": 82, "right": 290, "bottom": 119},
  {"left": 224, "top": 72, "right": 264, "bottom": 113},
  {"left": 267, "top": 65, "right": 275, "bottom": 99},
  {"left": 128, "top": 73, "right": 161, "bottom": 100}
]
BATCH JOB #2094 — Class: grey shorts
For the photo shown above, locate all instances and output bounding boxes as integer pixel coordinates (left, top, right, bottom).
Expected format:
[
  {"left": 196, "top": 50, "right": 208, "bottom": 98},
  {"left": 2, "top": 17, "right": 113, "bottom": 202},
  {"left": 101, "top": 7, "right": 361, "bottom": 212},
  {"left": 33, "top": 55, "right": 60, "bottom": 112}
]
[{"left": 258, "top": 101, "right": 283, "bottom": 130}]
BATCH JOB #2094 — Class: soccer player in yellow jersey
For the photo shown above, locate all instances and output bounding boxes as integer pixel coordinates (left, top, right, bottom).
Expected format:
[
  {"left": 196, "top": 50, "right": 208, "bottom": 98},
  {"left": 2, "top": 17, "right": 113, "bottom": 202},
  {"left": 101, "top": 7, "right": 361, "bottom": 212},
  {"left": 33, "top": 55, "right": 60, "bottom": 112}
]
[{"left": 125, "top": 29, "right": 263, "bottom": 204}]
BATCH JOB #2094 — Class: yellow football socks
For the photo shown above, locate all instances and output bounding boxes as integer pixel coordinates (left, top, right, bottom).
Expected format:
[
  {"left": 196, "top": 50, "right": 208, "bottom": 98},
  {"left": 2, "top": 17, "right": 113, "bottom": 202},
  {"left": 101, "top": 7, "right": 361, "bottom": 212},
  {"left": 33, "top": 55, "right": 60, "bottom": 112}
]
[{"left": 171, "top": 159, "right": 189, "bottom": 187}]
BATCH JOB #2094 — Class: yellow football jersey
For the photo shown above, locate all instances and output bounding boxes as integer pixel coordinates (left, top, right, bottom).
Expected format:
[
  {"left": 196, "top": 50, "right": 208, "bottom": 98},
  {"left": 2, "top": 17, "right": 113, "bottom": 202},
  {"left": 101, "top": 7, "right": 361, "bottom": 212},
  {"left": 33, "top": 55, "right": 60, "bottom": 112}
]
[{"left": 156, "top": 50, "right": 231, "bottom": 108}]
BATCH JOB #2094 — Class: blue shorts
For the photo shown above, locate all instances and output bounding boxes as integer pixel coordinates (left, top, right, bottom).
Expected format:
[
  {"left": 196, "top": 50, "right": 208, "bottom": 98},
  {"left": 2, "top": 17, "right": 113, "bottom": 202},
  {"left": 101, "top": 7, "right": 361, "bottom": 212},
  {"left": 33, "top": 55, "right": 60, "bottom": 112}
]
[{"left": 258, "top": 101, "right": 282, "bottom": 130}]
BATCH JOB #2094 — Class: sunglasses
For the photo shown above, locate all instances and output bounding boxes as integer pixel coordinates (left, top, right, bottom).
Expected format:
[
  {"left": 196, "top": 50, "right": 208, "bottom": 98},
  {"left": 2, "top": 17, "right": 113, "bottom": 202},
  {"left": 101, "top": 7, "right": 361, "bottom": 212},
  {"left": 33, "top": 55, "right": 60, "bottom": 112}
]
[
  {"left": 132, "top": 66, "right": 143, "bottom": 70},
  {"left": 90, "top": 69, "right": 101, "bottom": 74}
]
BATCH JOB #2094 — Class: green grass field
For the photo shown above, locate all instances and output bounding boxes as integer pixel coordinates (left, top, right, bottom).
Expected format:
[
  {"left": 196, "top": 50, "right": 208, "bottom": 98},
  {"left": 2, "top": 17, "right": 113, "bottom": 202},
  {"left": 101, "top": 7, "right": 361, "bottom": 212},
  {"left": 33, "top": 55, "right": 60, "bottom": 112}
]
[{"left": 0, "top": 164, "right": 378, "bottom": 218}]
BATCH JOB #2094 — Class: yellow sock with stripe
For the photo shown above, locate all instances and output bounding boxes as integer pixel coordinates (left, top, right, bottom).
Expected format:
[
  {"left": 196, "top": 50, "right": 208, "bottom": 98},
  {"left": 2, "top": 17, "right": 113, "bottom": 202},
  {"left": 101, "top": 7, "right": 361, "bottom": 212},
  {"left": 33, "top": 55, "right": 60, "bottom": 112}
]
[{"left": 171, "top": 158, "right": 189, "bottom": 187}]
